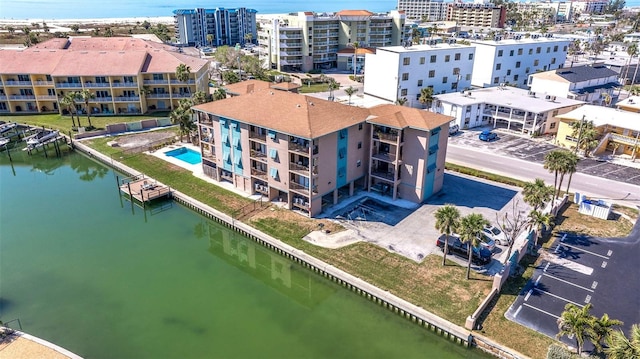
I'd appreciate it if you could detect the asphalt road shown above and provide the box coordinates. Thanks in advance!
[446,142,640,208]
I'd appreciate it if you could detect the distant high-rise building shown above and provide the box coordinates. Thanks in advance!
[397,0,447,21]
[173,8,257,47]
[446,3,506,29]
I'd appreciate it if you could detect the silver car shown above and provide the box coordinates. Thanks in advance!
[483,225,509,246]
[479,233,496,251]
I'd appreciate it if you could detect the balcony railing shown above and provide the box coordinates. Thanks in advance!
[289,162,310,174]
[250,149,268,160]
[93,97,113,102]
[289,182,310,193]
[202,151,216,161]
[112,82,138,88]
[4,80,32,86]
[143,79,169,85]
[36,95,57,100]
[170,79,196,84]
[610,132,639,146]
[372,151,398,163]
[371,170,397,182]
[250,168,268,179]
[288,142,310,155]
[147,93,171,99]
[0,95,6,100]
[113,96,140,102]
[33,80,54,86]
[56,83,83,88]
[8,95,36,100]
[84,82,110,88]
[172,93,191,98]
[373,131,399,143]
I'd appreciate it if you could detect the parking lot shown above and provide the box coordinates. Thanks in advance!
[505,225,640,350]
[448,128,640,186]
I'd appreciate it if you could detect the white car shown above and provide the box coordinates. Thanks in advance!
[483,225,509,246]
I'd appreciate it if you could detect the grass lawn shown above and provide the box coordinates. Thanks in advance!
[298,83,333,94]
[0,113,170,134]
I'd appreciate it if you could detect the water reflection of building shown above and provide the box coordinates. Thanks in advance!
[203,221,335,307]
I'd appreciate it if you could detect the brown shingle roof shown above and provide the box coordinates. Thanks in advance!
[270,82,301,91]
[336,47,376,55]
[367,105,453,131]
[194,90,371,138]
[50,51,147,76]
[223,80,272,95]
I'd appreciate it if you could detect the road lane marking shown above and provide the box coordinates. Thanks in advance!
[545,254,594,275]
[559,242,610,259]
[543,273,594,292]
[534,288,585,307]
[523,303,560,319]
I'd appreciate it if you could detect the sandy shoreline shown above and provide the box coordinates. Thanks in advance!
[0,16,174,26]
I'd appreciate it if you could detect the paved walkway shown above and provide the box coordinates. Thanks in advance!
[0,331,82,359]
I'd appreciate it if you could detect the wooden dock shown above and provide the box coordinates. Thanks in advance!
[119,176,172,203]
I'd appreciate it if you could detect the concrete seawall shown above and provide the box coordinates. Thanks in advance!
[72,141,530,359]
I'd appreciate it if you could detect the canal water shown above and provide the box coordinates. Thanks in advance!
[0,150,490,359]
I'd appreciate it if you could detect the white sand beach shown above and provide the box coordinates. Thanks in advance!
[0,16,173,31]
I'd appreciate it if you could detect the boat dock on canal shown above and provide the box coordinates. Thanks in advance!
[118,175,172,204]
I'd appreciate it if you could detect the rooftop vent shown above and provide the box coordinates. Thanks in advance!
[528,91,536,97]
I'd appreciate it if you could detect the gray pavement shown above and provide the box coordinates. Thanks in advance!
[505,222,640,353]
[311,171,529,273]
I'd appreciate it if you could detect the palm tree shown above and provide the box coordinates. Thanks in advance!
[434,205,461,266]
[544,150,565,197]
[458,213,488,279]
[570,119,599,157]
[191,90,208,106]
[206,34,214,46]
[557,303,594,355]
[344,86,357,105]
[396,97,408,106]
[77,89,95,128]
[605,324,640,359]
[328,79,340,101]
[170,100,195,142]
[522,178,553,212]
[59,92,78,128]
[175,64,191,84]
[625,43,638,83]
[244,33,253,45]
[588,313,623,353]
[528,210,553,247]
[418,87,434,110]
[562,151,579,198]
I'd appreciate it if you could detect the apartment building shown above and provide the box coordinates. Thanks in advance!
[616,96,640,113]
[572,0,608,15]
[528,64,619,104]
[173,7,257,47]
[0,37,209,115]
[470,35,570,88]
[257,10,406,73]
[397,0,447,21]
[445,3,506,29]
[363,42,475,107]
[192,82,452,217]
[556,105,640,157]
[433,86,584,135]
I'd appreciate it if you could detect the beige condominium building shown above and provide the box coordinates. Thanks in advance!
[257,10,406,73]
[193,81,452,217]
[445,3,506,29]
[0,37,209,116]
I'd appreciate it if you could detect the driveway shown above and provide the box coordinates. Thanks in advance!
[448,128,640,186]
[505,222,640,351]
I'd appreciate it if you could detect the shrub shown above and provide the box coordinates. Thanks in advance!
[547,344,574,359]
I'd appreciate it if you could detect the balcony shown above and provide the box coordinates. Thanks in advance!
[172,93,191,98]
[143,79,169,85]
[254,182,269,195]
[372,151,399,163]
[8,95,36,100]
[93,97,113,103]
[373,131,399,143]
[371,170,397,182]
[33,80,54,86]
[147,93,171,99]
[170,79,196,85]
[250,149,268,161]
[36,95,57,101]
[4,80,32,86]
[249,131,266,142]
[289,182,310,194]
[202,151,217,161]
[0,95,6,100]
[84,82,110,88]
[292,197,310,210]
[288,142,310,155]
[112,82,138,88]
[56,83,82,88]
[250,168,268,180]
[289,162,310,176]
[113,96,140,102]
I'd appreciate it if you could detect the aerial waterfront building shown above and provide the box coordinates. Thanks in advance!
[363,42,475,107]
[433,86,584,134]
[192,81,452,217]
[0,37,208,115]
[469,35,570,88]
[173,7,257,47]
[445,3,506,29]
[257,10,407,72]
[528,64,619,104]
[397,0,447,21]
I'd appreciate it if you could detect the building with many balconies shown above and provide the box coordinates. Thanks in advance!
[0,37,209,116]
[363,42,476,107]
[257,10,407,73]
[445,3,506,28]
[173,7,257,47]
[433,85,584,135]
[193,81,453,217]
[397,0,447,21]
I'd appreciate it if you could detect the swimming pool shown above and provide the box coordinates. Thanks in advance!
[164,147,202,165]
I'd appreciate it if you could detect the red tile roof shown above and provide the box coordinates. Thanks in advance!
[0,50,65,74]
[368,105,453,131]
[336,10,374,16]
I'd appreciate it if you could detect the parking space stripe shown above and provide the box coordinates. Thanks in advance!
[542,273,594,293]
[523,303,560,319]
[559,243,610,260]
[545,254,594,275]
[534,288,585,307]
[513,305,523,318]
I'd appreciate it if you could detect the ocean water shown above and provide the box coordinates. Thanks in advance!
[0,0,398,20]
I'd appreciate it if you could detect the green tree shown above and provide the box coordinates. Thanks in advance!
[191,90,208,105]
[104,27,113,37]
[418,87,434,109]
[70,24,80,34]
[349,41,360,77]
[544,150,566,198]
[328,79,340,101]
[528,210,553,247]
[434,205,461,266]
[212,87,227,101]
[141,20,151,30]
[222,70,240,84]
[175,63,191,84]
[170,99,195,142]
[588,313,623,353]
[344,86,357,105]
[7,26,15,35]
[556,303,594,355]
[522,178,553,212]
[59,92,78,128]
[605,324,640,359]
[561,151,579,197]
[244,32,253,45]
[77,89,95,128]
[570,119,599,157]
[206,34,214,46]
[458,213,488,279]
[396,97,408,106]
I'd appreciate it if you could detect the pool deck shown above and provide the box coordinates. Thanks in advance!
[0,330,82,359]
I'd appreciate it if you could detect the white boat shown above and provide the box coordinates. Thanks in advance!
[0,137,9,146]
[26,130,59,146]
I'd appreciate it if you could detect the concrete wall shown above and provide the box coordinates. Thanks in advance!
[267,131,289,193]
[363,50,400,103]
[399,128,428,202]
[316,133,338,197]
[346,123,370,183]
